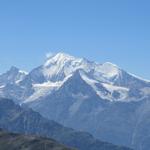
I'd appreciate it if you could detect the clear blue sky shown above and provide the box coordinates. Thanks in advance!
[0,0,150,79]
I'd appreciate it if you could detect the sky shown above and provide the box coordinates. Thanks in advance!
[0,0,150,79]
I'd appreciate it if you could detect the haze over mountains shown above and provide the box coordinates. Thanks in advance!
[0,97,131,150]
[0,52,150,150]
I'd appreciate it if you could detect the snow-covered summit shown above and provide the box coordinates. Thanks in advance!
[17,52,148,102]
[44,52,77,67]
[0,52,150,103]
[0,66,27,86]
[41,52,122,84]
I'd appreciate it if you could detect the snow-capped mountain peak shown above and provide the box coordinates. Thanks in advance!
[5,66,28,76]
[42,53,90,81]
[0,66,27,86]
[0,52,150,103]
[44,52,77,67]
[41,52,122,84]
[9,66,19,72]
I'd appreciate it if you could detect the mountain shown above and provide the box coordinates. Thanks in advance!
[24,70,147,148]
[130,99,150,149]
[1,52,150,102]
[0,66,27,86]
[0,66,28,102]
[0,97,131,150]
[0,129,75,150]
[0,52,150,149]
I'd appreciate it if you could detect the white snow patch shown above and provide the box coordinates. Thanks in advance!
[81,73,112,101]
[95,62,120,78]
[102,83,129,92]
[102,83,129,101]
[81,73,129,101]
[0,85,5,88]
[24,81,62,103]
[19,70,28,75]
[33,81,62,88]
[24,74,73,103]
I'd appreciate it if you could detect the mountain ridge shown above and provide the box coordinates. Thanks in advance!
[0,128,75,150]
[0,97,132,150]
[0,52,150,103]
[0,52,150,149]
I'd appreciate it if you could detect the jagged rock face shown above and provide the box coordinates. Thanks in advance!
[0,53,150,150]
